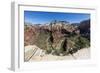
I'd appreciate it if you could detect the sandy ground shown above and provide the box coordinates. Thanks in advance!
[24,45,90,62]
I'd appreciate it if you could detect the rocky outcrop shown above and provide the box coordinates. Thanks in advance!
[24,19,90,57]
[24,45,45,62]
[79,19,90,40]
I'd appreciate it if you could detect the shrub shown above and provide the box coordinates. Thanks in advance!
[74,36,90,49]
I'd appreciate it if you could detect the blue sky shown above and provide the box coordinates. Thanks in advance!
[24,11,90,24]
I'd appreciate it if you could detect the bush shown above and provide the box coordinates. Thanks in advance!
[46,48,52,54]
[74,36,90,49]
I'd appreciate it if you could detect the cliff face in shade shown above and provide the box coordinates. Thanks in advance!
[78,19,90,40]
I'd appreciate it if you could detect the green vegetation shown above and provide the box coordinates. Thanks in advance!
[74,36,90,49]
[35,31,50,50]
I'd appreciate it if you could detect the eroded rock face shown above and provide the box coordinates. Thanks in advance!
[24,21,79,47]
[24,20,90,59]
[79,19,90,40]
